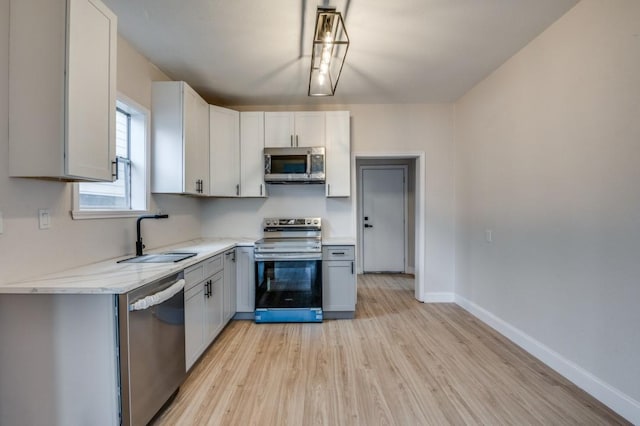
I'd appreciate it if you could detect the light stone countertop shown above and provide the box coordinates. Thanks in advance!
[322,238,356,246]
[0,238,256,295]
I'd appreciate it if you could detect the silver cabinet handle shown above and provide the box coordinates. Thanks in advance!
[295,135,299,147]
[111,158,119,181]
[290,135,293,147]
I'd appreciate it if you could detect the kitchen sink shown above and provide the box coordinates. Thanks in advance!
[118,252,198,264]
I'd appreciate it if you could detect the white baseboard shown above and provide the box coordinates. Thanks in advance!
[455,295,640,425]
[423,292,455,303]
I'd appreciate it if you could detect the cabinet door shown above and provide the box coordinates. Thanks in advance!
[183,84,210,195]
[240,112,266,197]
[236,247,255,313]
[185,284,205,370]
[66,0,117,180]
[325,111,351,197]
[9,0,117,181]
[323,260,356,312]
[223,250,237,322]
[264,112,295,147]
[210,106,240,196]
[204,272,224,344]
[294,112,325,147]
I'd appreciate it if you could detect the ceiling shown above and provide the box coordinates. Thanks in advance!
[102,0,579,106]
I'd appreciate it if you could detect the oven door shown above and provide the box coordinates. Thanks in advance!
[255,257,322,309]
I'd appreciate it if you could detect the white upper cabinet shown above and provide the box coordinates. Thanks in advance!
[9,0,117,181]
[240,112,267,197]
[294,112,326,147]
[325,111,351,197]
[210,105,240,197]
[264,112,325,148]
[152,81,210,196]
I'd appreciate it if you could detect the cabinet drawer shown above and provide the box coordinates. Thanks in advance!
[205,254,224,276]
[184,263,205,291]
[323,246,355,261]
[185,281,204,300]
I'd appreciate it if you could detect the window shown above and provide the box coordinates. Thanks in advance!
[72,95,150,219]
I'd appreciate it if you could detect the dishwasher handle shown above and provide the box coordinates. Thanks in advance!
[129,279,185,311]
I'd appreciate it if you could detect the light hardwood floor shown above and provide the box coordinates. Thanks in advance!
[154,274,628,425]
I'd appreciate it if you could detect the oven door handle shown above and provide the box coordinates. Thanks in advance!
[129,279,185,311]
[254,254,322,261]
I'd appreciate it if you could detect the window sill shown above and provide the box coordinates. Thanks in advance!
[71,210,149,220]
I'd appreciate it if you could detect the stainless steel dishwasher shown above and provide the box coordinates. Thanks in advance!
[118,272,186,426]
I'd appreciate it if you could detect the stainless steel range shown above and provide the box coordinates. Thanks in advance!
[254,217,323,322]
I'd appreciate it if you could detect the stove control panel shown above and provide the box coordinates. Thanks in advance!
[263,217,322,228]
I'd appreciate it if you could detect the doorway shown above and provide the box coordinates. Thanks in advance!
[360,166,408,273]
[353,153,425,302]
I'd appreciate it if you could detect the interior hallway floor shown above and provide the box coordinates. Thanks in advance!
[153,274,628,425]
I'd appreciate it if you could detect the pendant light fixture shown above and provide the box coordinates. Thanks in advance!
[308,7,349,96]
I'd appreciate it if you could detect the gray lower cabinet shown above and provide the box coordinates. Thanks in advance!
[322,245,356,318]
[235,247,255,318]
[223,249,237,322]
[184,254,224,371]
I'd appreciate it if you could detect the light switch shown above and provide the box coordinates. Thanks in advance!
[38,209,51,230]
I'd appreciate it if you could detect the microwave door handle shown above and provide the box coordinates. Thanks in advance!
[306,154,311,175]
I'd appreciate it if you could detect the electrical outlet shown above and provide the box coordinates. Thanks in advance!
[38,209,51,230]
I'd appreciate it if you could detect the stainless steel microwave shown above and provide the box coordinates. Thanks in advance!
[264,147,325,184]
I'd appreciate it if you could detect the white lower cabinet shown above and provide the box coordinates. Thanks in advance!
[322,245,356,317]
[184,254,224,370]
[223,249,237,322]
[204,271,224,344]
[235,247,255,315]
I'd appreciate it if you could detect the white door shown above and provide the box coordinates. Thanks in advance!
[361,167,407,273]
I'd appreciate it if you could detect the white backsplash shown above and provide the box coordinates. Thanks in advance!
[201,184,355,240]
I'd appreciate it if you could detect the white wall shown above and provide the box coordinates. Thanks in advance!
[455,0,640,421]
[0,2,202,284]
[202,104,456,295]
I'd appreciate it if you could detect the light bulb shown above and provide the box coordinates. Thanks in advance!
[320,62,329,74]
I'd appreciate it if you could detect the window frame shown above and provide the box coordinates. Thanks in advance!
[72,93,151,219]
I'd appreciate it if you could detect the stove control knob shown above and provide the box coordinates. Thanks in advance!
[313,219,319,225]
